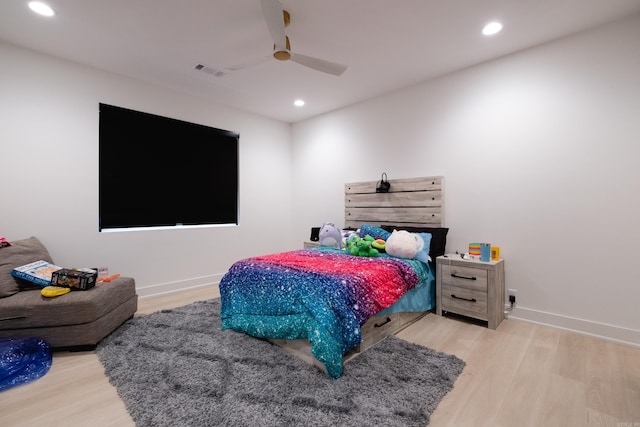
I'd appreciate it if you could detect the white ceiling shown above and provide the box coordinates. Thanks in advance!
[2,0,640,123]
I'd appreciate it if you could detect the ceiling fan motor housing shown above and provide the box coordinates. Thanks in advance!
[273,35,292,61]
[274,50,291,60]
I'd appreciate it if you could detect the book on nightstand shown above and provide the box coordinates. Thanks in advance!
[11,260,64,287]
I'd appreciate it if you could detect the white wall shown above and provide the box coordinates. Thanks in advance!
[2,14,638,346]
[291,14,640,345]
[0,42,295,296]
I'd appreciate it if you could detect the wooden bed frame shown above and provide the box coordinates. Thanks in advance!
[271,175,444,370]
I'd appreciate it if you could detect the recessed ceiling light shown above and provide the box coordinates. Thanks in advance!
[28,1,55,17]
[482,21,502,36]
[294,100,305,107]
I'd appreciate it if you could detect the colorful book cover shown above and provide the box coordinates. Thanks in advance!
[11,260,64,287]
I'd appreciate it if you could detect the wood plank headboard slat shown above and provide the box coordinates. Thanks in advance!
[345,176,442,194]
[345,191,442,208]
[344,176,444,229]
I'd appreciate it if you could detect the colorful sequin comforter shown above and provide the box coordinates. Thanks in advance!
[219,247,430,378]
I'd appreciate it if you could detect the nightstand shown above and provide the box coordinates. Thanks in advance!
[436,255,505,329]
[303,241,320,249]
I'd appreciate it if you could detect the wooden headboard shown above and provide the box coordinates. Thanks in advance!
[344,176,443,229]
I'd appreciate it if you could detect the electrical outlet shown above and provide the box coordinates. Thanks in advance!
[508,288,517,305]
[508,288,517,297]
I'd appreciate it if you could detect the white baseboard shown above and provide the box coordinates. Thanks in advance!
[508,306,639,348]
[136,274,223,298]
[137,283,639,348]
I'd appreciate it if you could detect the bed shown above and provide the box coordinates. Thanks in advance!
[220,176,447,378]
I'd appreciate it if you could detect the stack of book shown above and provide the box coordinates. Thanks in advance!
[12,261,98,290]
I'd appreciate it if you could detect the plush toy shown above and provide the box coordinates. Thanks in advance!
[371,238,386,253]
[345,234,361,252]
[346,234,379,257]
[319,222,344,249]
[385,229,424,259]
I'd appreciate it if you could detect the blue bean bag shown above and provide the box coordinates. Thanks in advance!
[0,337,52,392]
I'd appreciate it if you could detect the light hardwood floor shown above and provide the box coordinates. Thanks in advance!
[1,285,638,427]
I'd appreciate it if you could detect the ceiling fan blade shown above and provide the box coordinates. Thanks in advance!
[225,55,272,71]
[290,53,347,76]
[261,0,287,52]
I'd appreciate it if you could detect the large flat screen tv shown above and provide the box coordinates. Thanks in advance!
[99,103,239,232]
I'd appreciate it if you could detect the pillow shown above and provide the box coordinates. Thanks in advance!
[358,224,391,240]
[0,236,55,298]
[381,225,449,261]
[414,232,432,264]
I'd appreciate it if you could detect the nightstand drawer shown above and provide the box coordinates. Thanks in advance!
[441,284,488,320]
[441,265,488,292]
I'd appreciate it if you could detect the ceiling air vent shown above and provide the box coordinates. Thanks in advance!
[194,64,227,77]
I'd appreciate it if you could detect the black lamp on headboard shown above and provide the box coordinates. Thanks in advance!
[376,172,391,193]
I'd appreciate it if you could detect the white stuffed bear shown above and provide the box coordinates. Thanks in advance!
[385,229,424,259]
[319,222,344,249]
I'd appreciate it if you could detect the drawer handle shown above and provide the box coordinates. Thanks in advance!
[451,294,477,303]
[451,273,477,281]
[374,317,391,328]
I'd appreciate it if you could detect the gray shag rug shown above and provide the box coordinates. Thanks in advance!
[97,299,465,427]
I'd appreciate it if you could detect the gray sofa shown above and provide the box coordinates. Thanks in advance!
[0,236,138,349]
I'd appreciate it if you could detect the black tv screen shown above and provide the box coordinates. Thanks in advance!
[99,103,239,231]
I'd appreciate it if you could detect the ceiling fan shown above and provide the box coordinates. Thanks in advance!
[224,0,347,76]
[260,0,347,76]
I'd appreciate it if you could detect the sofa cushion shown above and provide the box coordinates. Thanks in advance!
[0,237,55,298]
[0,277,136,330]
